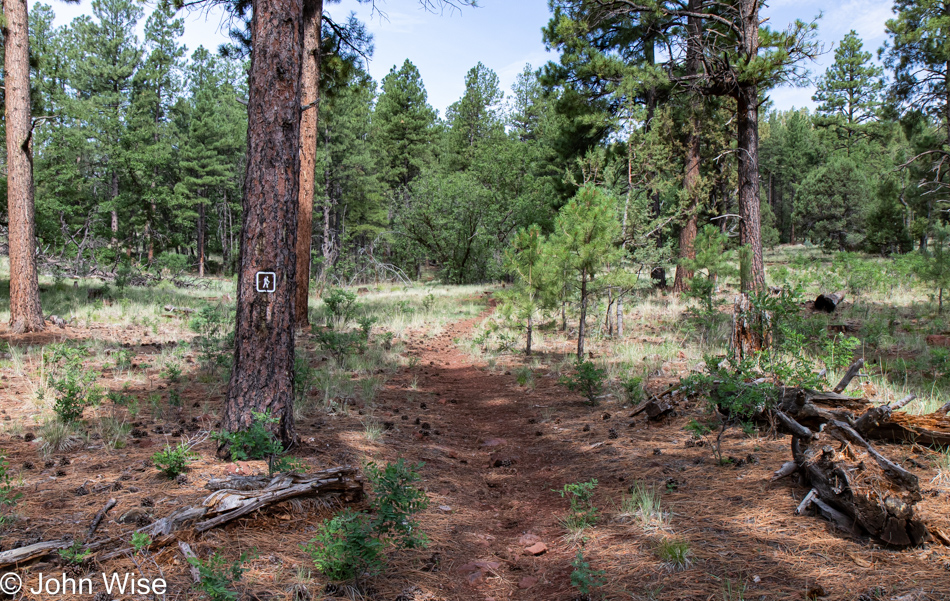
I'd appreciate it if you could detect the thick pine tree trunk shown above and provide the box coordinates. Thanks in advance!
[672,7,702,294]
[294,0,323,327]
[525,314,532,356]
[223,0,304,450]
[4,0,45,334]
[736,0,765,291]
[736,84,765,291]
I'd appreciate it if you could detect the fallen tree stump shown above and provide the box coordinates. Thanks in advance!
[814,291,846,313]
[789,417,930,546]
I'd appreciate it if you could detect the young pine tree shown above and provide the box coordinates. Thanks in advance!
[504,225,555,355]
[548,185,622,358]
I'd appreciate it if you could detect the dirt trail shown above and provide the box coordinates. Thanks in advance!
[373,309,587,600]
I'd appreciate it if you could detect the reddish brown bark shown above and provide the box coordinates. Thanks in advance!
[197,202,206,277]
[672,4,702,294]
[736,0,765,291]
[4,0,45,333]
[223,0,304,449]
[294,0,323,327]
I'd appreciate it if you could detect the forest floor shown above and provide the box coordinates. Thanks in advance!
[1,271,950,600]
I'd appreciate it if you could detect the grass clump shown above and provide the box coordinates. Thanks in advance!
[619,481,665,529]
[0,452,22,525]
[655,538,692,571]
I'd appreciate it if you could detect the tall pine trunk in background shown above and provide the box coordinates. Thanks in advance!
[294,0,323,327]
[672,5,702,293]
[222,0,304,450]
[197,201,206,277]
[4,0,46,333]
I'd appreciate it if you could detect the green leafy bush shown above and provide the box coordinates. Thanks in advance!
[365,459,429,549]
[559,360,606,405]
[58,540,92,564]
[558,479,598,530]
[0,452,22,525]
[152,442,198,478]
[301,509,384,583]
[212,411,292,475]
[323,288,359,326]
[621,375,644,403]
[131,532,152,553]
[570,549,605,596]
[43,358,103,424]
[187,549,255,601]
[188,304,234,373]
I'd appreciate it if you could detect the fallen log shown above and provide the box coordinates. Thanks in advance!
[163,304,196,314]
[814,291,846,313]
[833,358,865,393]
[0,540,71,570]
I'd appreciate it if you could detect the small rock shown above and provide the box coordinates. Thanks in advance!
[523,542,547,556]
[518,533,541,545]
[518,576,538,589]
[653,448,662,455]
[438,505,452,513]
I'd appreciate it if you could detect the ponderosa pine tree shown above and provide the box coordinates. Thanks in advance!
[3,0,53,332]
[375,60,437,191]
[813,31,884,155]
[222,0,304,450]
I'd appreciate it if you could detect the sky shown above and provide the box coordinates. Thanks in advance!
[44,0,899,117]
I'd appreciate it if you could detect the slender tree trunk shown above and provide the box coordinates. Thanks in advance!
[294,0,323,327]
[525,314,532,356]
[3,0,45,333]
[197,202,206,277]
[223,0,304,450]
[577,274,588,359]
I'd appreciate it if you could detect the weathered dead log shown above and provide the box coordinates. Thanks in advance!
[643,398,675,420]
[205,475,272,491]
[163,304,196,314]
[772,461,799,481]
[0,540,71,569]
[179,542,201,583]
[814,291,846,313]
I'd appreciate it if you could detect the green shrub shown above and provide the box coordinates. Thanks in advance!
[302,509,384,583]
[323,288,359,326]
[43,361,103,424]
[558,479,598,530]
[316,329,365,365]
[152,442,198,478]
[560,360,606,405]
[212,411,291,475]
[0,452,22,525]
[570,549,605,596]
[187,549,255,601]
[365,459,429,549]
[131,532,152,553]
[621,375,644,403]
[188,304,234,373]
[58,540,92,564]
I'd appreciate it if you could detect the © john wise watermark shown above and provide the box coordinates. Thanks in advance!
[1,571,166,596]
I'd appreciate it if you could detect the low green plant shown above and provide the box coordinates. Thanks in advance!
[0,452,22,524]
[621,375,644,403]
[316,329,365,365]
[570,549,606,596]
[188,304,234,374]
[301,509,384,584]
[558,479,598,530]
[620,481,664,528]
[162,363,183,382]
[131,532,152,553]
[365,459,429,549]
[685,419,711,438]
[515,365,534,387]
[42,360,103,424]
[323,288,359,326]
[560,360,606,405]
[152,442,198,478]
[110,348,135,371]
[187,549,255,601]
[169,389,183,408]
[721,578,747,601]
[58,540,92,564]
[656,538,692,570]
[422,293,436,313]
[212,411,289,476]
